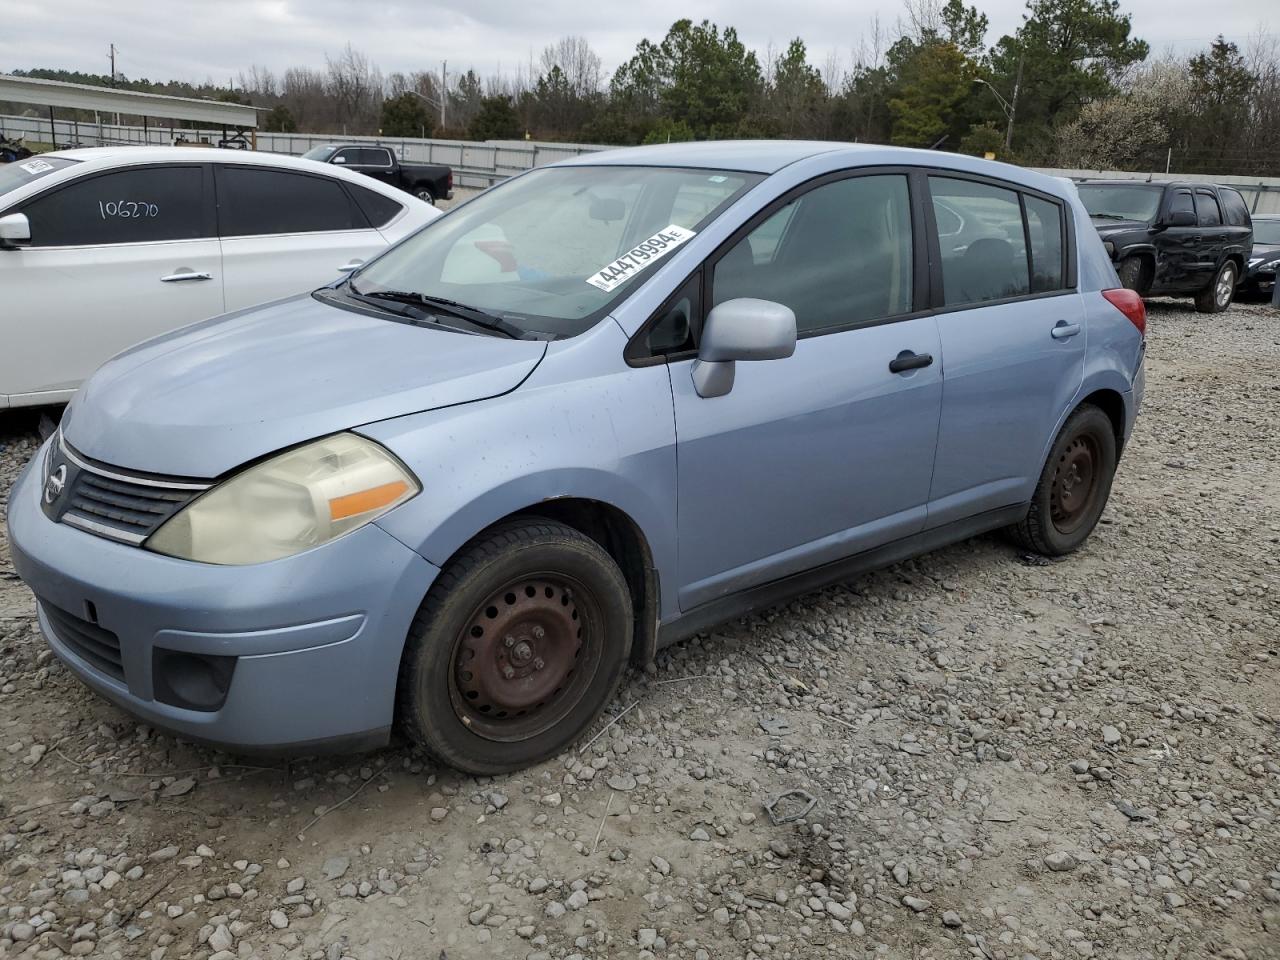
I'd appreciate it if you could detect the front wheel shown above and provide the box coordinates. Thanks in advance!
[397,519,632,775]
[1008,405,1117,556]
[1195,261,1236,313]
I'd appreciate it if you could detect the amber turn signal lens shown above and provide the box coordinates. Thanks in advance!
[328,480,410,521]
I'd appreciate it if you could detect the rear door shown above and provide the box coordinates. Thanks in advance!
[1194,189,1228,278]
[924,175,1085,526]
[214,164,390,312]
[1,163,222,400]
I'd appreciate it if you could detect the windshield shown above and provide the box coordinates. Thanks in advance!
[302,145,338,162]
[1253,220,1280,245]
[0,155,78,201]
[1078,184,1163,222]
[350,165,761,338]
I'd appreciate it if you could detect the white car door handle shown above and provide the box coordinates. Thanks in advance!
[161,270,213,283]
[337,260,364,272]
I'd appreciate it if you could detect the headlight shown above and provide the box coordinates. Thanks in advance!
[147,433,419,565]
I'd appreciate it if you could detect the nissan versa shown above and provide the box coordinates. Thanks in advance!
[7,141,1146,775]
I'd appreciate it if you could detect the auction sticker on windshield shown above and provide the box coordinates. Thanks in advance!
[586,225,696,293]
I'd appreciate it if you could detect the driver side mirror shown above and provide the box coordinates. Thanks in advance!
[1160,209,1196,229]
[692,298,797,398]
[0,212,30,248]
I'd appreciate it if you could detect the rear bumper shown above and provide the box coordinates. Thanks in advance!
[7,447,439,752]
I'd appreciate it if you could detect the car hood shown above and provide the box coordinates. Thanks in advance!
[1250,242,1280,261]
[1090,218,1150,236]
[64,294,547,478]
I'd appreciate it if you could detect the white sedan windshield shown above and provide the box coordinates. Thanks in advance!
[351,165,759,338]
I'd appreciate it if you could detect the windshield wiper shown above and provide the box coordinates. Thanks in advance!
[1089,213,1129,220]
[347,282,528,339]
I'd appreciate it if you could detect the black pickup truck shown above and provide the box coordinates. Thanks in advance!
[1077,179,1253,313]
[302,143,453,205]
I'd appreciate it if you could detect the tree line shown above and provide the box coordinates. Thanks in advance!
[5,0,1279,175]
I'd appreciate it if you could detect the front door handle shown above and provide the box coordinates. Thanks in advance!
[337,260,364,272]
[888,351,934,374]
[1051,321,1082,340]
[160,270,213,283]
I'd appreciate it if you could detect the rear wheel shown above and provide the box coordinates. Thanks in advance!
[1008,405,1117,556]
[414,186,437,205]
[1195,261,1236,313]
[397,519,632,775]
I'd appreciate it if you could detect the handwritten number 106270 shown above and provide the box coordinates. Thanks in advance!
[98,200,159,220]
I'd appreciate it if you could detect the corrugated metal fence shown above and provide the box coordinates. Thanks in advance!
[3,112,1279,212]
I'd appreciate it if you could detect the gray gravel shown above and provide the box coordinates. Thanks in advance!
[1,299,1277,960]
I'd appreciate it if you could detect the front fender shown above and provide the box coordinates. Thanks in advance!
[359,324,680,621]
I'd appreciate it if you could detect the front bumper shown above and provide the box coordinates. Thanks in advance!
[6,448,439,752]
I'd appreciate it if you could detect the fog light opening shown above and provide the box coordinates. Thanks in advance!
[153,650,237,712]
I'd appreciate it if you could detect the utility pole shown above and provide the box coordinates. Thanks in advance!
[440,60,447,131]
[108,43,117,83]
[1005,54,1023,153]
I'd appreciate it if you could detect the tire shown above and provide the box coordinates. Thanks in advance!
[1194,260,1237,313]
[1115,256,1149,295]
[1008,405,1117,557]
[414,187,436,205]
[397,518,632,775]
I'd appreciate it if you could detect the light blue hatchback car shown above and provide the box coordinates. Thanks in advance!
[7,141,1146,773]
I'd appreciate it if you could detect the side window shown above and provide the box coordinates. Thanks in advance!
[1024,195,1065,293]
[1219,188,1250,227]
[21,166,206,247]
[347,182,404,228]
[360,148,393,166]
[1195,191,1222,227]
[711,174,913,334]
[331,149,358,165]
[217,167,363,236]
[929,177,1029,306]
[1168,191,1195,219]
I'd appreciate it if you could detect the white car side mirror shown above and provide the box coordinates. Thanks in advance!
[0,212,31,248]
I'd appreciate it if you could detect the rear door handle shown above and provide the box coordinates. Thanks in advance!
[888,351,934,374]
[1051,321,1082,340]
[160,270,213,283]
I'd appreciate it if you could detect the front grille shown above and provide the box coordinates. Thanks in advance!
[42,602,125,682]
[65,470,197,543]
[44,435,210,546]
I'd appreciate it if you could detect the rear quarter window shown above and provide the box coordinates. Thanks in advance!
[1219,188,1251,227]
[347,182,405,228]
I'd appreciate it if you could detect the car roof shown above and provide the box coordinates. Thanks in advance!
[31,146,419,201]
[553,139,1074,198]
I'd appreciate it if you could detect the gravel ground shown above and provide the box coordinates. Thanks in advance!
[0,299,1277,960]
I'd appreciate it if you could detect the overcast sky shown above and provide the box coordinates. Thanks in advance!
[1,0,1271,88]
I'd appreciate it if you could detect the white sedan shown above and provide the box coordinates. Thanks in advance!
[0,147,439,409]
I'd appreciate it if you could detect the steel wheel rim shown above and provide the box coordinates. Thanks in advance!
[1050,434,1100,534]
[448,573,601,742]
[1216,266,1234,307]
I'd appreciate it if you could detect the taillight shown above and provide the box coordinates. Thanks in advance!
[447,171,454,190]
[1102,288,1146,337]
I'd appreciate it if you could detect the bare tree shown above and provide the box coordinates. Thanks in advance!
[325,44,382,133]
[540,36,603,97]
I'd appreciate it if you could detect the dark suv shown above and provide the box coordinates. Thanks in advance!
[1077,180,1253,313]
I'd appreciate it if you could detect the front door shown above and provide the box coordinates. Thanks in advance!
[924,176,1086,525]
[1,164,223,401]
[671,172,943,611]
[1157,188,1210,292]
